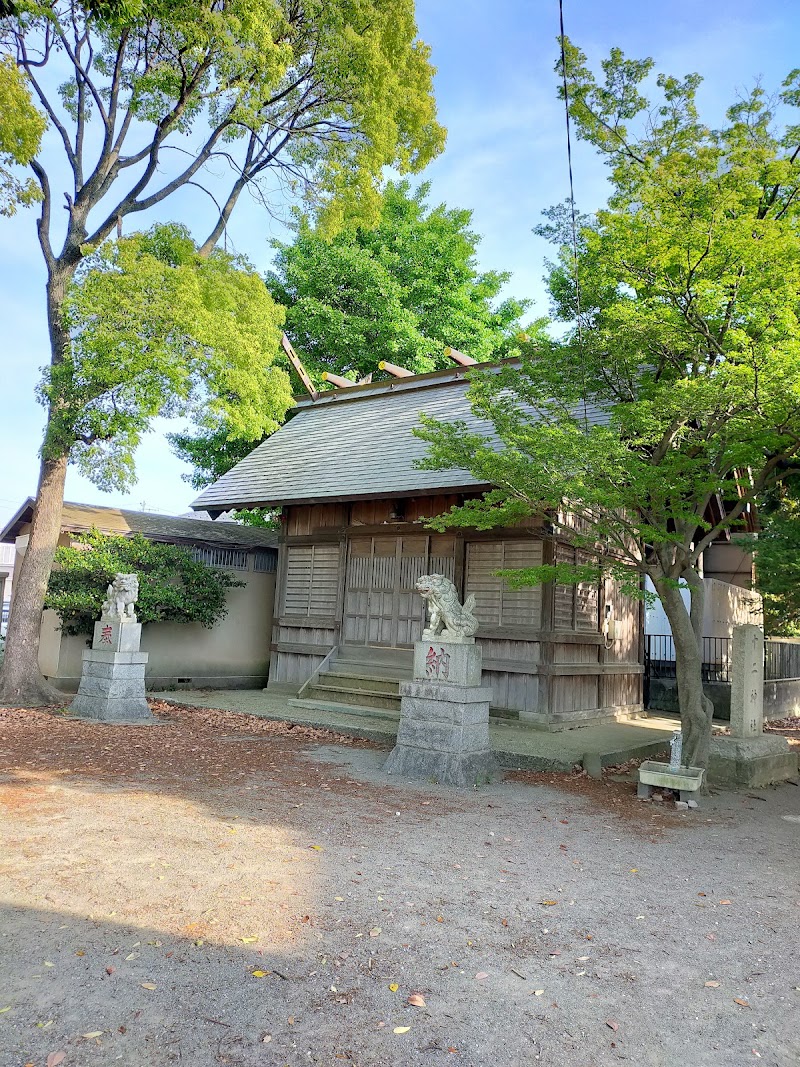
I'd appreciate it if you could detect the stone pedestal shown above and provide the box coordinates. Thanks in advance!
[384,638,498,787]
[708,624,796,787]
[70,620,153,723]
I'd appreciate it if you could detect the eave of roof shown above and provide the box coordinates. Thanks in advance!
[0,499,279,550]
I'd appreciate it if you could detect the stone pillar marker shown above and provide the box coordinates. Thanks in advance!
[70,573,153,723]
[729,623,764,739]
[384,574,498,787]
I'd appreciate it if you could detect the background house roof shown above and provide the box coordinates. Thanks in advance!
[0,500,279,551]
[191,361,607,512]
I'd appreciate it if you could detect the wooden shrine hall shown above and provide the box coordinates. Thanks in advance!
[192,356,643,731]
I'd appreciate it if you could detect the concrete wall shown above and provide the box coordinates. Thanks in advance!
[764,679,800,720]
[644,575,762,639]
[43,566,275,691]
[647,677,800,721]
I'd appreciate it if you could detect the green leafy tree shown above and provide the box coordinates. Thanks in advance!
[0,0,443,704]
[45,530,244,636]
[172,180,532,488]
[0,55,45,214]
[416,43,800,769]
[751,490,800,635]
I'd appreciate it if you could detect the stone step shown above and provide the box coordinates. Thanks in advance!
[305,682,401,711]
[321,670,403,693]
[287,697,400,723]
[337,645,414,670]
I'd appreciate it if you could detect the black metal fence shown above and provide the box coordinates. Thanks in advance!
[645,635,800,686]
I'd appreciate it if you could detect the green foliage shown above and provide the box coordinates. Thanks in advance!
[416,44,800,759]
[268,180,531,380]
[2,0,444,231]
[44,222,293,489]
[174,180,535,489]
[752,498,800,635]
[45,530,244,636]
[419,44,800,592]
[0,55,45,215]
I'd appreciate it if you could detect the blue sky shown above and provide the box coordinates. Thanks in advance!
[1,0,799,527]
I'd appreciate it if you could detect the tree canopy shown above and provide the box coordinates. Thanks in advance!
[50,221,294,490]
[1,0,444,703]
[172,179,532,488]
[45,530,244,636]
[416,42,800,767]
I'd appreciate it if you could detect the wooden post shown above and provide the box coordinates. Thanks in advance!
[281,333,318,399]
[322,371,357,389]
[378,360,413,378]
[445,346,478,366]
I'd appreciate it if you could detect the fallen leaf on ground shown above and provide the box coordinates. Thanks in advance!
[239,936,258,944]
[309,845,323,851]
[606,1020,619,1032]
[720,900,733,906]
[0,1007,10,1014]
[734,998,751,1008]
[47,1053,66,1067]
[251,971,270,978]
[393,1026,411,1034]
[369,927,382,937]
[705,981,720,988]
[105,966,115,976]
[82,1031,104,1039]
[408,994,426,1007]
[533,989,544,996]
[539,900,558,906]
[140,983,157,991]
[475,972,488,980]
[389,984,399,992]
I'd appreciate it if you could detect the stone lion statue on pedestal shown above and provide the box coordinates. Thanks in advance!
[416,574,479,639]
[101,573,139,622]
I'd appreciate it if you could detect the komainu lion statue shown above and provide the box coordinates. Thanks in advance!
[416,574,479,639]
[101,572,139,622]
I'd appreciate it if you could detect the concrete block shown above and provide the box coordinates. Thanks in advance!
[413,639,482,687]
[70,692,152,722]
[92,620,142,652]
[384,744,497,787]
[707,734,798,788]
[82,649,149,666]
[730,624,764,739]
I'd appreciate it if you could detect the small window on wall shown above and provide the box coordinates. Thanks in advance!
[464,540,543,628]
[191,546,248,570]
[553,544,600,631]
[283,544,339,617]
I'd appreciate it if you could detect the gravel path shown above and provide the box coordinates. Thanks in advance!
[0,701,798,1067]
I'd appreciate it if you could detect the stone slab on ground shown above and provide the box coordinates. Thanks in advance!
[707,734,798,788]
[151,689,674,773]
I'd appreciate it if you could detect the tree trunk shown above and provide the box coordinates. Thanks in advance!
[0,264,74,707]
[0,454,69,705]
[657,579,714,768]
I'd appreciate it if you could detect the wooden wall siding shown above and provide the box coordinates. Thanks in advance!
[601,672,642,709]
[287,504,346,536]
[348,496,461,527]
[553,544,600,632]
[604,576,639,663]
[551,641,600,665]
[342,535,456,647]
[551,675,600,717]
[483,670,538,715]
[465,540,543,629]
[282,544,340,617]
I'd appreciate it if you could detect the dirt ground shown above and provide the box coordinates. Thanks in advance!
[0,700,799,1067]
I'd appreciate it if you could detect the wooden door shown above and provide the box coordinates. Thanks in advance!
[342,535,455,647]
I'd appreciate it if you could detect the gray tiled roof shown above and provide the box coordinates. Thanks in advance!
[191,370,491,510]
[191,363,608,511]
[1,499,279,550]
